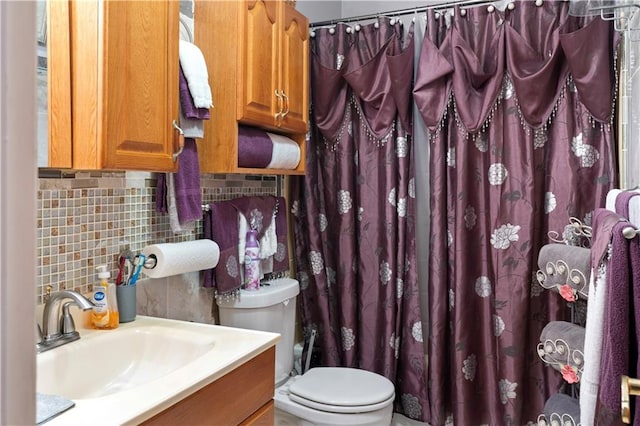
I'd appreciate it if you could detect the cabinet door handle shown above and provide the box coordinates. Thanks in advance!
[281,91,290,119]
[622,375,640,423]
[172,120,185,162]
[274,90,284,122]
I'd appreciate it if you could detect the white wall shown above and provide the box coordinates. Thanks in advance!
[0,1,37,424]
[296,0,342,23]
[298,1,464,23]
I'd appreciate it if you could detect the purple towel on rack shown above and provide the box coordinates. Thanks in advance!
[237,125,274,168]
[614,191,640,426]
[203,201,241,293]
[203,196,277,294]
[596,220,639,423]
[174,138,202,224]
[273,196,290,273]
[590,208,624,269]
[179,65,210,120]
[155,173,168,214]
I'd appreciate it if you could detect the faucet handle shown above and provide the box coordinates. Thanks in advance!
[36,323,43,344]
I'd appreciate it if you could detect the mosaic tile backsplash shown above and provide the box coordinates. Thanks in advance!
[36,171,279,304]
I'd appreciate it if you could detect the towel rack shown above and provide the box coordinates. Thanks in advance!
[622,375,640,423]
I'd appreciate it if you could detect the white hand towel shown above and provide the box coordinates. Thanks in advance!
[179,104,204,139]
[179,40,214,109]
[167,173,195,234]
[238,212,277,262]
[579,268,607,425]
[259,211,278,259]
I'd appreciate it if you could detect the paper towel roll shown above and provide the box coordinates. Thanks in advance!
[142,240,220,278]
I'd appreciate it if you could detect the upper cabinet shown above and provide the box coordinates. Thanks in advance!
[46,0,181,172]
[195,0,309,175]
[238,0,309,133]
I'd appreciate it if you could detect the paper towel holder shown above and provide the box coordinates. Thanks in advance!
[142,254,158,270]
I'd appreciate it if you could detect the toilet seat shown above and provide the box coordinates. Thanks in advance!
[287,367,395,414]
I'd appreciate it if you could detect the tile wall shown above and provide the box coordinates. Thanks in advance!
[36,171,280,313]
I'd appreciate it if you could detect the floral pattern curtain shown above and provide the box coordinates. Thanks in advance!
[413,2,618,424]
[291,22,429,420]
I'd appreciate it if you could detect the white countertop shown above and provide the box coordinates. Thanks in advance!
[41,316,279,425]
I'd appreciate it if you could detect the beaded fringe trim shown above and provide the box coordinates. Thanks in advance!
[429,60,619,144]
[321,95,396,151]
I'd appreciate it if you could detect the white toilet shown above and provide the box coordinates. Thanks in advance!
[216,278,395,426]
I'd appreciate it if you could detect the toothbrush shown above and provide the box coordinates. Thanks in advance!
[128,254,145,286]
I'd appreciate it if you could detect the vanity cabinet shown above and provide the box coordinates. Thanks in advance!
[47,0,181,172]
[141,346,276,425]
[194,0,308,175]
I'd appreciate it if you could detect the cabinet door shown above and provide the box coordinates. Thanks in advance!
[279,4,308,134]
[100,0,180,171]
[238,0,280,128]
[71,0,180,171]
[47,0,73,168]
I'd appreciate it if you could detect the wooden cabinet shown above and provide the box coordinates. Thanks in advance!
[47,0,181,172]
[141,346,276,426]
[195,0,308,175]
[238,0,309,133]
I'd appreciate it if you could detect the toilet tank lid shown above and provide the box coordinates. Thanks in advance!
[216,277,300,308]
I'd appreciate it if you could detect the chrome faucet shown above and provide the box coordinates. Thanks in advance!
[37,290,94,353]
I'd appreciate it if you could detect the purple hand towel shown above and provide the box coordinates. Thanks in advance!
[229,196,277,240]
[590,208,623,269]
[155,173,168,214]
[597,221,634,419]
[179,65,210,120]
[614,191,640,426]
[273,196,290,273]
[203,197,278,294]
[174,138,202,224]
[203,201,241,293]
[237,125,273,168]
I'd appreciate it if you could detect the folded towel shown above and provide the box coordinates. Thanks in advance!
[580,268,608,425]
[590,207,624,268]
[273,196,290,273]
[238,125,274,168]
[174,138,202,225]
[544,393,580,425]
[36,393,75,424]
[204,201,241,294]
[537,244,591,301]
[237,126,300,170]
[266,132,301,169]
[167,173,194,234]
[597,220,638,419]
[179,12,194,43]
[179,66,210,120]
[204,196,278,295]
[179,104,204,139]
[179,40,213,109]
[538,321,585,381]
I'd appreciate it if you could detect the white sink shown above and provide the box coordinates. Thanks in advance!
[37,315,279,425]
[37,324,216,399]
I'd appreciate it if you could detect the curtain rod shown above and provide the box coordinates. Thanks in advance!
[310,0,503,27]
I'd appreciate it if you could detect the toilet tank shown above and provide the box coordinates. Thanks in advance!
[216,278,300,386]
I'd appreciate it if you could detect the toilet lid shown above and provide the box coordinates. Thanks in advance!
[288,367,395,413]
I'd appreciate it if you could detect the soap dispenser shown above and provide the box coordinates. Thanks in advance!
[91,265,119,329]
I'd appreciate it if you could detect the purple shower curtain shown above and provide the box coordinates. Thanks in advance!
[291,22,429,420]
[413,2,618,424]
